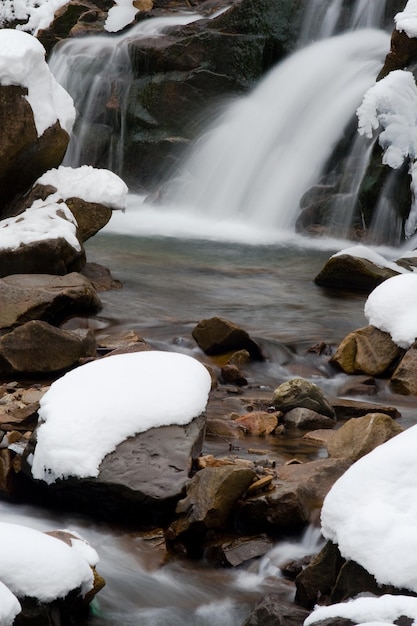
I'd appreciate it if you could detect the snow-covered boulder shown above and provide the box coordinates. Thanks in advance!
[21,351,212,524]
[0,522,103,625]
[0,29,75,214]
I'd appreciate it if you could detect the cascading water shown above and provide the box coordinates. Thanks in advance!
[49,0,397,244]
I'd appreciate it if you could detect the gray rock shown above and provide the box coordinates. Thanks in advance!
[0,320,96,375]
[283,407,336,430]
[243,594,310,626]
[272,378,335,419]
[391,343,417,395]
[0,273,101,330]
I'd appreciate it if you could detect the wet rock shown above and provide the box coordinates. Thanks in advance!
[0,320,96,375]
[167,465,256,552]
[0,273,101,330]
[391,343,417,395]
[206,417,246,439]
[330,325,403,376]
[377,27,417,81]
[336,374,377,397]
[272,378,336,419]
[81,262,122,291]
[205,535,273,568]
[221,363,248,386]
[0,85,69,213]
[236,458,351,534]
[314,253,400,292]
[243,594,310,626]
[282,407,336,430]
[329,397,401,420]
[192,316,264,359]
[21,414,207,526]
[326,413,404,462]
[234,411,280,435]
[0,204,86,277]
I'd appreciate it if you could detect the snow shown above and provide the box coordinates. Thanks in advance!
[364,273,417,348]
[406,161,417,237]
[395,0,417,38]
[37,165,129,210]
[0,522,97,602]
[332,244,406,274]
[320,423,417,594]
[357,70,417,169]
[305,594,417,625]
[31,351,212,484]
[0,29,75,136]
[0,0,69,34]
[0,202,81,253]
[105,0,140,33]
[0,582,21,626]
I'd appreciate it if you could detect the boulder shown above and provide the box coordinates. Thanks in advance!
[0,85,69,213]
[234,411,280,435]
[391,343,417,395]
[282,408,336,430]
[220,363,248,386]
[20,414,207,526]
[192,316,264,359]
[326,413,404,462]
[0,320,96,375]
[329,325,403,376]
[272,378,336,419]
[314,254,400,292]
[0,204,86,277]
[167,465,256,552]
[0,273,101,330]
[236,458,352,534]
[243,594,310,626]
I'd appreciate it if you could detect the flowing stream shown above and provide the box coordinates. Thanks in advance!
[24,0,417,623]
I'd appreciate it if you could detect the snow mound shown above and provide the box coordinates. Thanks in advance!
[31,351,212,484]
[305,594,417,625]
[395,0,417,38]
[0,29,75,136]
[321,423,417,593]
[364,273,417,348]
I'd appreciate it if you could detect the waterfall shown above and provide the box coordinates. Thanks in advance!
[48,13,204,175]
[50,0,395,243]
[170,29,389,233]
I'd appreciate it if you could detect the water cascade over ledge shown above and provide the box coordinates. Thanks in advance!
[48,0,398,244]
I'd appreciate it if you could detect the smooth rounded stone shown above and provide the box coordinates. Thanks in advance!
[272,378,336,419]
[168,465,256,544]
[314,253,400,292]
[206,417,246,439]
[236,458,352,534]
[282,407,336,430]
[242,594,310,626]
[234,411,280,435]
[391,344,417,395]
[0,273,101,330]
[326,413,404,462]
[330,325,403,376]
[0,320,96,375]
[192,316,264,360]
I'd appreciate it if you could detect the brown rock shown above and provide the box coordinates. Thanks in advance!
[236,458,352,534]
[234,411,279,435]
[169,465,256,544]
[330,397,401,420]
[192,317,263,359]
[81,262,122,291]
[327,413,403,462]
[65,197,113,242]
[330,325,403,376]
[0,273,101,330]
[391,343,417,395]
[0,320,96,375]
[377,28,417,80]
[314,253,400,292]
[243,594,310,626]
[220,364,248,386]
[206,535,273,568]
[0,85,69,213]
